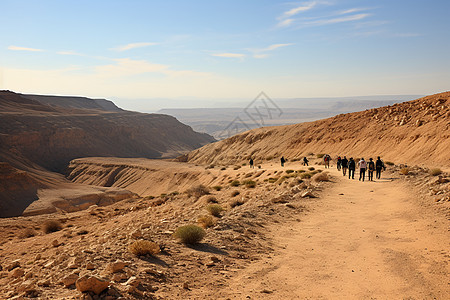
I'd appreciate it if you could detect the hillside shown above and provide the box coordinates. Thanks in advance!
[186,92,450,167]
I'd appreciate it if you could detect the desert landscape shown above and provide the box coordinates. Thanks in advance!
[0,91,448,299]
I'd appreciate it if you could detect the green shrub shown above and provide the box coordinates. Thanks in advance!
[430,168,442,176]
[231,190,240,197]
[43,220,62,234]
[197,215,216,229]
[174,225,205,244]
[212,185,222,191]
[207,204,225,217]
[230,180,240,187]
[128,240,160,256]
[243,180,256,188]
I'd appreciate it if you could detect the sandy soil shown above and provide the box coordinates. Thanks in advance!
[221,167,449,299]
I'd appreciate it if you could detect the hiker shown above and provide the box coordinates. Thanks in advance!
[341,156,348,176]
[323,154,330,168]
[249,158,254,169]
[337,156,342,171]
[280,156,286,167]
[358,158,367,181]
[376,156,385,179]
[367,158,375,181]
[303,156,309,166]
[348,157,356,179]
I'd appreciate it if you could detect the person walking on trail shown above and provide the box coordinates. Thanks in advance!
[280,156,286,167]
[359,158,367,181]
[303,156,309,166]
[367,158,375,181]
[348,157,356,179]
[341,156,348,176]
[337,156,342,171]
[249,158,254,169]
[324,154,331,168]
[376,156,385,179]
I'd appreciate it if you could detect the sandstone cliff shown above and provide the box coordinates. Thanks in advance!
[186,92,450,167]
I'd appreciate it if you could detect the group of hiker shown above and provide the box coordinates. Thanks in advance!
[249,155,386,182]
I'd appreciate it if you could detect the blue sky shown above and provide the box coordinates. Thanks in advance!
[0,0,449,110]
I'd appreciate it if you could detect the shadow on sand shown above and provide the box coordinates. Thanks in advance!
[188,243,229,256]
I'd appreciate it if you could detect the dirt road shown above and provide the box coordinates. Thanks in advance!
[224,168,449,299]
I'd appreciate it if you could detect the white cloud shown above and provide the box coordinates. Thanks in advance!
[211,53,246,59]
[254,54,268,59]
[276,18,294,28]
[57,50,83,56]
[8,46,43,52]
[337,8,370,15]
[112,42,158,52]
[248,43,293,58]
[283,1,318,17]
[303,13,371,26]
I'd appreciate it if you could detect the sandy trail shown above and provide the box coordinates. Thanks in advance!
[224,167,449,299]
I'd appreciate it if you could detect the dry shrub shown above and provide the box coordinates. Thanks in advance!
[400,168,410,175]
[308,167,315,171]
[212,185,222,191]
[285,169,294,174]
[207,204,224,217]
[174,225,205,245]
[20,228,36,239]
[43,220,62,234]
[316,154,325,158]
[220,167,227,170]
[229,198,245,208]
[233,166,241,170]
[230,180,240,187]
[231,190,240,197]
[385,161,395,166]
[268,177,278,183]
[312,172,329,182]
[243,180,256,188]
[300,172,312,179]
[197,215,216,228]
[204,195,218,203]
[430,168,442,176]
[186,184,210,198]
[128,240,160,256]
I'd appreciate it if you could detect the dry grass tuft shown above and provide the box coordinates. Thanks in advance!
[20,228,36,239]
[430,168,442,176]
[186,184,210,198]
[400,168,410,175]
[43,220,62,234]
[230,180,240,187]
[174,225,206,245]
[207,204,225,217]
[204,195,218,203]
[316,154,325,158]
[300,172,312,179]
[308,167,315,171]
[229,198,245,208]
[128,240,160,256]
[312,172,329,182]
[231,190,240,197]
[243,180,256,188]
[212,185,222,191]
[197,215,216,228]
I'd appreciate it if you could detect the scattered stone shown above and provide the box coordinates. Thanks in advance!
[130,230,142,239]
[9,267,25,278]
[61,273,79,287]
[106,261,127,273]
[301,191,317,198]
[86,262,95,270]
[183,281,189,290]
[124,276,140,287]
[52,239,60,247]
[75,275,110,295]
[112,273,128,282]
[7,259,21,271]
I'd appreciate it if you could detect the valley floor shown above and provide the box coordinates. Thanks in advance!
[217,168,449,299]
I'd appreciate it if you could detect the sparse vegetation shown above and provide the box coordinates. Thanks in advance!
[316,154,325,158]
[43,220,62,234]
[385,161,395,166]
[243,180,256,188]
[312,172,329,182]
[231,190,240,197]
[220,167,226,170]
[230,180,240,187]
[266,156,273,160]
[229,198,245,208]
[430,168,442,176]
[186,184,210,198]
[207,204,225,217]
[197,215,216,229]
[300,172,312,179]
[204,195,218,203]
[144,195,155,200]
[400,168,410,175]
[297,170,306,173]
[308,167,315,171]
[128,240,160,256]
[233,166,241,170]
[285,169,294,174]
[212,185,222,191]
[174,225,205,245]
[20,228,36,239]
[268,177,278,183]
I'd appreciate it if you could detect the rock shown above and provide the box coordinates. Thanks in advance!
[210,256,220,263]
[61,273,79,287]
[106,261,127,273]
[34,254,41,261]
[124,276,140,287]
[130,230,142,239]
[183,281,189,289]
[86,262,95,270]
[75,275,110,295]
[17,279,36,293]
[52,239,60,247]
[112,273,128,282]
[9,267,25,278]
[7,259,21,271]
[301,191,317,198]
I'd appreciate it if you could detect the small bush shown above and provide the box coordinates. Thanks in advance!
[207,204,225,217]
[312,172,329,182]
[230,180,240,187]
[308,167,315,171]
[20,228,36,239]
[43,220,62,234]
[233,166,241,170]
[385,161,395,166]
[400,168,410,175]
[231,190,240,197]
[229,198,245,208]
[169,191,179,196]
[220,167,226,171]
[197,215,216,229]
[300,172,312,179]
[186,185,210,198]
[174,225,205,245]
[243,180,256,188]
[430,168,442,176]
[285,169,294,174]
[266,156,273,160]
[128,240,160,256]
[268,177,278,183]
[144,195,155,200]
[205,196,218,203]
[212,185,222,191]
[207,165,215,169]
[316,154,325,158]
[297,170,306,173]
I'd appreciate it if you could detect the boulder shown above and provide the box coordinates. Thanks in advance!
[61,273,79,287]
[9,267,25,278]
[75,275,110,295]
[106,261,127,273]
